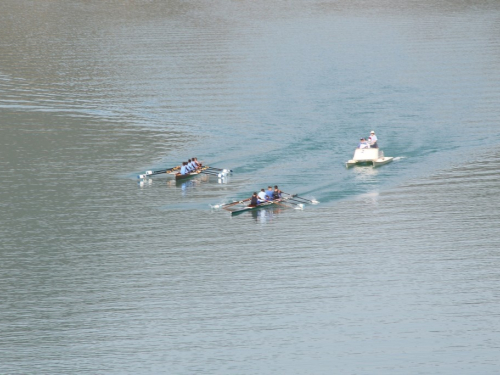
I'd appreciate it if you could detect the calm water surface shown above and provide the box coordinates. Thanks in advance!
[1,1,500,374]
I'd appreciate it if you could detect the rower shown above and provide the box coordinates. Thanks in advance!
[248,192,259,207]
[257,189,267,202]
[272,185,282,200]
[188,158,198,171]
[264,186,274,201]
[191,157,200,170]
[180,162,189,175]
[193,157,202,168]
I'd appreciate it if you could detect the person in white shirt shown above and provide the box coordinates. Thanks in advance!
[191,157,200,170]
[185,159,194,172]
[257,189,267,202]
[368,131,378,148]
[180,162,189,175]
[358,138,370,149]
[188,159,198,171]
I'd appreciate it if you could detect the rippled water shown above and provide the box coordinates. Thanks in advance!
[1,1,500,374]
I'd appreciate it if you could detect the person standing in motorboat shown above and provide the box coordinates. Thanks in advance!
[368,130,378,148]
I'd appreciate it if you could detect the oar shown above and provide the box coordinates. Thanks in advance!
[138,166,179,179]
[268,199,293,209]
[214,198,250,210]
[206,167,233,173]
[289,196,319,204]
[282,192,319,204]
[280,199,304,208]
[199,170,226,177]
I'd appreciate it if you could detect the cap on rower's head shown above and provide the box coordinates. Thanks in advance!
[370,130,375,134]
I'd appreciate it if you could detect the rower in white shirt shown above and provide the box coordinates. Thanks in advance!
[188,158,198,171]
[186,159,195,172]
[180,162,189,175]
[257,189,267,203]
[192,157,201,168]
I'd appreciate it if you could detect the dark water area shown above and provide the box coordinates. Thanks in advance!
[1,1,500,374]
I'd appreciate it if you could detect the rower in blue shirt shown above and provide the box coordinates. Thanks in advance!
[264,186,274,201]
[180,162,189,175]
[193,157,201,168]
[189,159,198,171]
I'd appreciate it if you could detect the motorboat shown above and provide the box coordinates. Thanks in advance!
[346,148,393,168]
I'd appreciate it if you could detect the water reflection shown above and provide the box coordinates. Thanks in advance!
[246,206,286,223]
[138,178,153,188]
[351,165,380,181]
[161,174,229,196]
[356,191,380,207]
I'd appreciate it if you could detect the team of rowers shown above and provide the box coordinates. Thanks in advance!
[248,186,283,207]
[179,158,202,175]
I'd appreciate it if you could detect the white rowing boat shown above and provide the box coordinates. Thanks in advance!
[346,148,393,168]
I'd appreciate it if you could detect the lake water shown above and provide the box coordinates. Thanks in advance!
[1,1,500,374]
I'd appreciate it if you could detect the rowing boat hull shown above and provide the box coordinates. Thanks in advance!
[174,171,201,180]
[346,148,393,168]
[172,166,209,180]
[230,200,282,216]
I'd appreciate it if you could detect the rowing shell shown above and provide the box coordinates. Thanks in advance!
[170,166,209,181]
[225,197,295,216]
[138,165,231,180]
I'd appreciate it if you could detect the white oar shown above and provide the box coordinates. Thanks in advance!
[212,198,250,209]
[207,167,233,173]
[281,199,304,209]
[138,166,179,179]
[282,192,319,204]
[199,170,227,178]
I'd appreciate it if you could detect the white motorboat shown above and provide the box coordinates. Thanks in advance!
[346,148,393,168]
